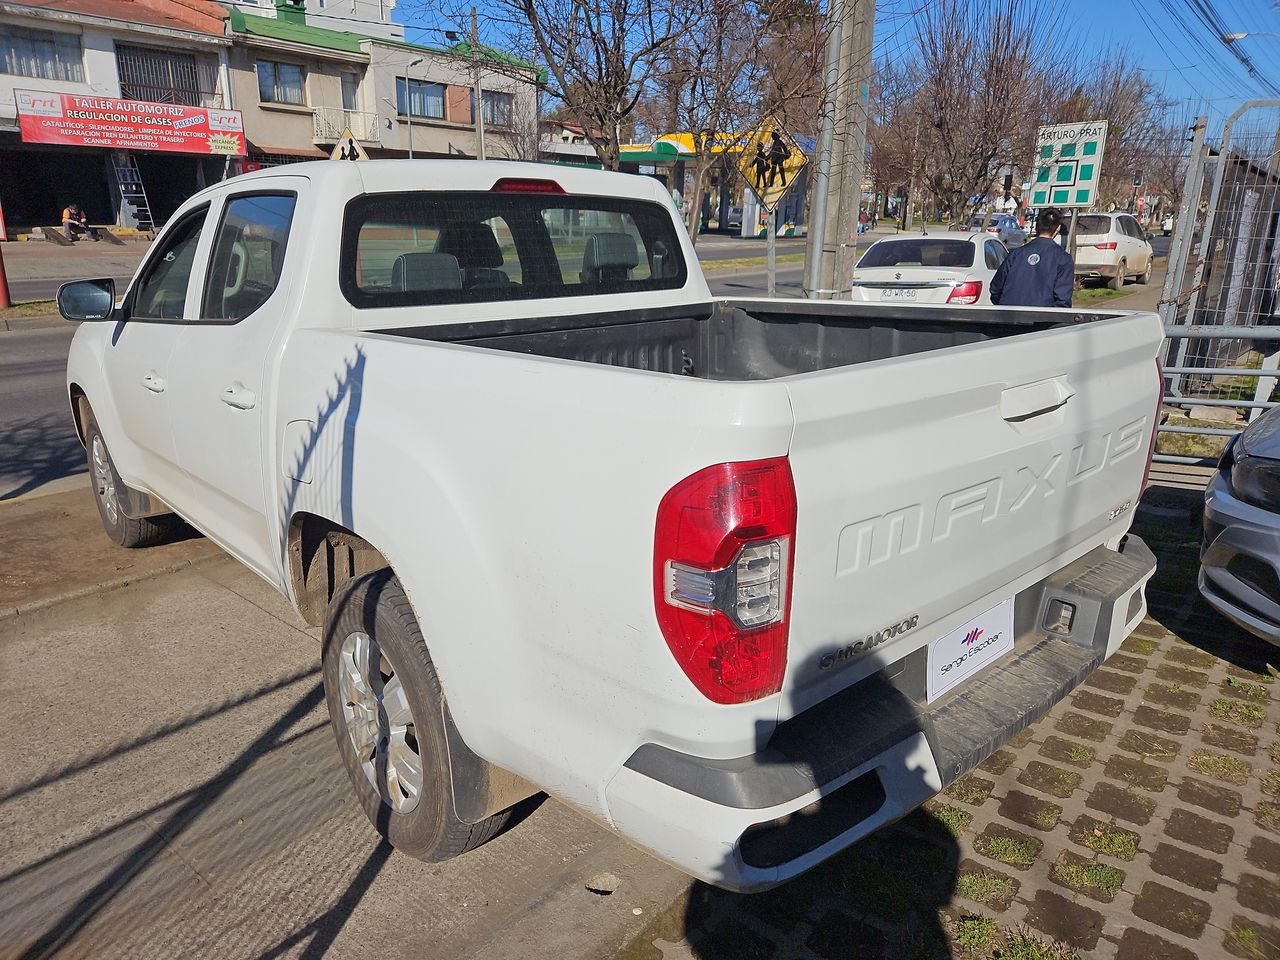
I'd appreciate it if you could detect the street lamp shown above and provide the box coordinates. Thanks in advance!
[385,57,424,159]
[1222,31,1280,42]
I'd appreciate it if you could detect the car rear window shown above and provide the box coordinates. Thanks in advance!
[856,239,974,268]
[1077,215,1112,236]
[340,191,687,308]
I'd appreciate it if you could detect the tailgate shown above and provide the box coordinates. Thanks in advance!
[780,311,1162,713]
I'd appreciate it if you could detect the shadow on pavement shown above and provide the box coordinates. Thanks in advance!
[0,411,86,501]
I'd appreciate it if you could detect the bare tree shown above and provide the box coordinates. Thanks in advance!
[491,79,544,161]
[477,0,693,169]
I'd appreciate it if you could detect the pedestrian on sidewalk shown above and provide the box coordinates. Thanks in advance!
[990,206,1074,308]
[62,204,101,242]
[858,209,869,234]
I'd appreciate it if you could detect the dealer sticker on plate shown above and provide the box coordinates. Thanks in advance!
[926,597,1014,702]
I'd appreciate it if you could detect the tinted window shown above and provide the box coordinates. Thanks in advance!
[341,192,686,308]
[201,193,296,322]
[1077,215,1112,236]
[856,239,974,269]
[130,208,207,321]
[984,240,1007,269]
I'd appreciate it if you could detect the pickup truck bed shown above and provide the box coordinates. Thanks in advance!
[381,299,1106,380]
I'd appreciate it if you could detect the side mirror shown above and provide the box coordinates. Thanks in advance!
[57,278,116,322]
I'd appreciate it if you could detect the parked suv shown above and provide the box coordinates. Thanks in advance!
[1073,212,1154,290]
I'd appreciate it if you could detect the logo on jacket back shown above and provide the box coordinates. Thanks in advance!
[1027,253,1041,266]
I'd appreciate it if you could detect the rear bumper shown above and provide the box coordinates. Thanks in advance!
[1200,471,1280,643]
[1075,262,1119,278]
[605,536,1156,892]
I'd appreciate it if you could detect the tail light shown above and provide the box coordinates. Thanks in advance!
[1142,360,1163,493]
[1094,242,1118,250]
[947,281,983,305]
[491,177,565,194]
[985,227,999,234]
[654,458,796,704]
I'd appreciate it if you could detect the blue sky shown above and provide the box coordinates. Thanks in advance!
[395,0,1280,127]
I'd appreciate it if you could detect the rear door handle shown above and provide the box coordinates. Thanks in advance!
[141,371,165,393]
[1001,377,1074,422]
[221,382,257,410]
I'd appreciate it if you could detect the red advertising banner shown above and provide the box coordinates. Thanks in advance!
[15,89,245,157]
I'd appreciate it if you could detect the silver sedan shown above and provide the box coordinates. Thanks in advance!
[1201,409,1280,642]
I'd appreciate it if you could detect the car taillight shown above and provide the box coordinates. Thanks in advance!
[947,281,983,305]
[1094,242,1118,250]
[1142,360,1163,493]
[654,458,796,704]
[985,227,999,233]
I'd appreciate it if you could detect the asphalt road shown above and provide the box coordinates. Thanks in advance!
[0,325,82,501]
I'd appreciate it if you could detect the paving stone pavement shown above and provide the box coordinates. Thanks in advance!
[615,506,1280,960]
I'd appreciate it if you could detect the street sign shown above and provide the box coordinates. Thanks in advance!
[1030,120,1108,208]
[331,130,369,161]
[737,116,808,214]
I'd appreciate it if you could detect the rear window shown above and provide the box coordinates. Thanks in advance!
[856,239,974,269]
[1077,215,1112,236]
[341,191,686,308]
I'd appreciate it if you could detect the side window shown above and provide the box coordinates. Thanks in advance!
[985,240,1007,270]
[1121,217,1139,238]
[130,209,207,321]
[201,193,296,322]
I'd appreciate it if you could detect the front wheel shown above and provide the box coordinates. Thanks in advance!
[1109,260,1126,291]
[83,409,177,548]
[322,568,510,861]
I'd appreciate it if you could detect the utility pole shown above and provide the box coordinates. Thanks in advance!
[471,6,486,161]
[804,0,875,298]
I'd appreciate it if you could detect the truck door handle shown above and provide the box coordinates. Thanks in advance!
[141,371,165,393]
[221,382,257,410]
[1000,377,1074,422]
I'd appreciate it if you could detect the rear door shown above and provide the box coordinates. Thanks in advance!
[778,310,1161,714]
[166,182,303,583]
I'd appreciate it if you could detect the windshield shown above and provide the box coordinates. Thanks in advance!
[857,239,975,269]
[1077,215,1112,236]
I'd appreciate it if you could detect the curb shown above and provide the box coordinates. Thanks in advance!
[0,551,224,622]
[2,314,66,333]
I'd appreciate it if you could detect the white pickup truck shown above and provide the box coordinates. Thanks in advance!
[60,161,1162,892]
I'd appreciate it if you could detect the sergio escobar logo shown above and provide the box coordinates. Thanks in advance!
[939,628,1006,675]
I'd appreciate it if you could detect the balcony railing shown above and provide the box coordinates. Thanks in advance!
[313,107,381,143]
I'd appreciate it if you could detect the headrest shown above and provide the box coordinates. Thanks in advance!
[391,252,462,292]
[436,222,504,269]
[581,232,639,281]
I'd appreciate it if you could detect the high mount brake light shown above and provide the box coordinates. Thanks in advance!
[490,177,565,194]
[654,458,796,704]
[947,280,983,305]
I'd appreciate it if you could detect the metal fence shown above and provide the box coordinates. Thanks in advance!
[1157,101,1280,465]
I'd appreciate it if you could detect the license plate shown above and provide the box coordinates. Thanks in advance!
[880,288,917,300]
[926,598,1014,702]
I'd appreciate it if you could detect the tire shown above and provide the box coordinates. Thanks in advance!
[322,568,510,861]
[1138,258,1152,285]
[83,409,176,548]
[1109,260,1126,291]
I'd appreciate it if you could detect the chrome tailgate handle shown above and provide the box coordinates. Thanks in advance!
[1000,377,1074,422]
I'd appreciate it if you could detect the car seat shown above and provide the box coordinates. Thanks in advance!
[390,252,462,292]
[436,222,511,288]
[580,232,639,284]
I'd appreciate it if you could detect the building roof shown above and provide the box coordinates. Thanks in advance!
[6,0,227,36]
[226,8,365,53]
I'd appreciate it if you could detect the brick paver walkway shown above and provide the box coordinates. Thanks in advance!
[617,505,1280,960]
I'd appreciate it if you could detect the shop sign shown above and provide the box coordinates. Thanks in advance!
[15,89,245,157]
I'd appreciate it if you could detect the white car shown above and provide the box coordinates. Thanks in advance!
[849,231,1009,305]
[1073,212,1154,290]
[59,160,1162,893]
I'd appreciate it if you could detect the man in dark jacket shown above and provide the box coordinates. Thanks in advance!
[990,206,1074,307]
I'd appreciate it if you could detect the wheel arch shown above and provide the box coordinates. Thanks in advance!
[69,384,89,449]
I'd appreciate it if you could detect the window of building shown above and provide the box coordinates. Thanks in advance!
[1,26,83,82]
[470,89,513,128]
[341,72,359,111]
[257,60,305,105]
[117,44,217,106]
[395,77,444,119]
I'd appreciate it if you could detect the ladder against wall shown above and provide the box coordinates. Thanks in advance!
[109,152,154,232]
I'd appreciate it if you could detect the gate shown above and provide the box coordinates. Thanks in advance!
[1158,101,1280,466]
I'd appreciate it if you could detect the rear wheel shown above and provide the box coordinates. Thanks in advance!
[1138,258,1152,285]
[83,409,176,548]
[1109,260,1126,291]
[322,568,510,861]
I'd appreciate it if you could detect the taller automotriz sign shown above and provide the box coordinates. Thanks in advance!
[15,89,245,157]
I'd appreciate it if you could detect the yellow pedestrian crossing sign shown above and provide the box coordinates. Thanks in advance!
[737,116,807,214]
[331,130,369,161]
